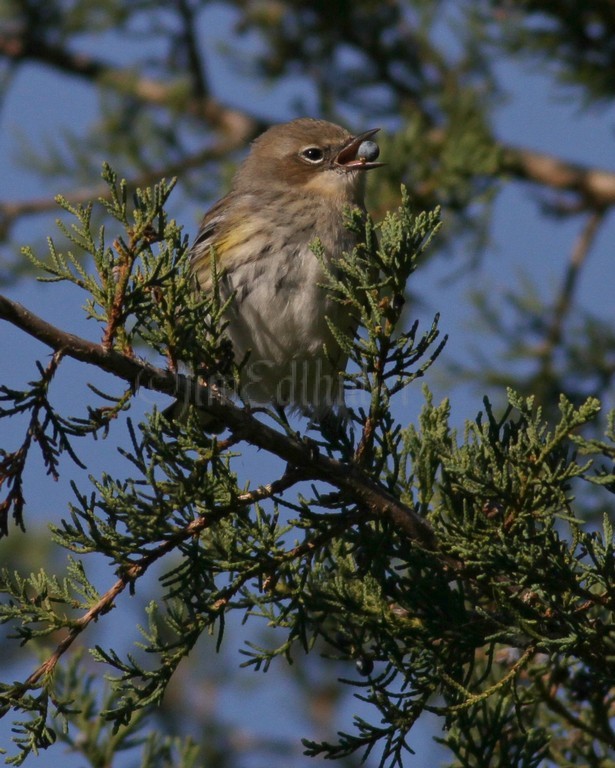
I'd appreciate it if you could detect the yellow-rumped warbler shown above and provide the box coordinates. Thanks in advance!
[183,117,382,421]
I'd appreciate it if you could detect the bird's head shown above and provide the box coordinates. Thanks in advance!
[234,118,383,204]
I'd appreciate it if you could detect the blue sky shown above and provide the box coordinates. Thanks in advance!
[1,5,614,766]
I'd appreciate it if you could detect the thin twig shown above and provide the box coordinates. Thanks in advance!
[0,350,65,534]
[429,644,537,716]
[536,208,607,367]
[14,466,308,694]
[534,674,615,750]
[0,144,237,235]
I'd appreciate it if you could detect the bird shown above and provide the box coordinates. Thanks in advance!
[179,117,382,424]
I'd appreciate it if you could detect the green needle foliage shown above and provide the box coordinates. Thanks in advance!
[1,170,615,767]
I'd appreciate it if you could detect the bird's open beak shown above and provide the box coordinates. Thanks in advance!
[335,128,384,170]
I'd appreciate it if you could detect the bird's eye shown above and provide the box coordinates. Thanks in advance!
[301,146,324,163]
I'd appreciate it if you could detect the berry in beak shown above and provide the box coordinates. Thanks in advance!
[335,128,384,170]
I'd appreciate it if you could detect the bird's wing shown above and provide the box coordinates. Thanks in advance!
[189,192,265,291]
[189,196,230,290]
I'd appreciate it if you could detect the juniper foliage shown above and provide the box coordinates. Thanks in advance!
[0,172,614,767]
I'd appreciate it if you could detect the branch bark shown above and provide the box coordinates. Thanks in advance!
[0,32,258,141]
[499,144,615,206]
[3,29,615,215]
[12,467,374,714]
[0,292,438,550]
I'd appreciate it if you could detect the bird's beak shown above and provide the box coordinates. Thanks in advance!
[335,128,384,170]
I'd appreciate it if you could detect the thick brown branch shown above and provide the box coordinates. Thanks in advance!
[500,144,615,206]
[0,292,437,549]
[3,31,615,215]
[424,126,615,206]
[0,31,258,139]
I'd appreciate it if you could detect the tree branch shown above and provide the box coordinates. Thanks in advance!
[500,144,615,207]
[424,126,615,206]
[534,208,606,373]
[14,479,364,703]
[175,0,210,101]
[0,30,258,140]
[547,209,605,349]
[0,292,438,550]
[3,30,615,220]
[0,144,239,239]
